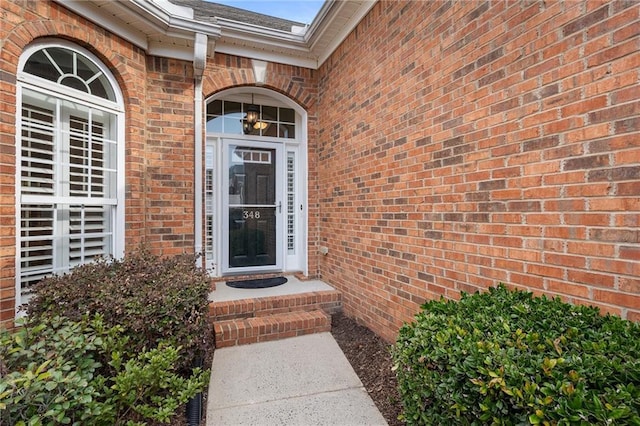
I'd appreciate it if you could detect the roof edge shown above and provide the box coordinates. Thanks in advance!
[53,0,376,70]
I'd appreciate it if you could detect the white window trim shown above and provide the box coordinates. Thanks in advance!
[15,40,125,315]
[18,39,125,109]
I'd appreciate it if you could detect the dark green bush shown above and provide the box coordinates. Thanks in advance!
[392,285,640,425]
[26,249,213,373]
[0,315,207,425]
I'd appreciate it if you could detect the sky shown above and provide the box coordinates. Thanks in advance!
[211,0,325,24]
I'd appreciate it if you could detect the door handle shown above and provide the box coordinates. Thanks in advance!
[277,201,282,213]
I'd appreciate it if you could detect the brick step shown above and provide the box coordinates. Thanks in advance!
[209,290,341,321]
[214,310,331,348]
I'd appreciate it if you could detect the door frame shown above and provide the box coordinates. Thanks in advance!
[221,138,284,275]
[204,87,308,278]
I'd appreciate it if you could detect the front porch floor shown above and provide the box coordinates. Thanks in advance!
[208,275,335,302]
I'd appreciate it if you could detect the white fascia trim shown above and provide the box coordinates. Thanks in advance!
[216,19,312,54]
[54,0,149,50]
[147,42,193,61]
[217,18,307,45]
[150,0,193,19]
[128,0,221,38]
[215,42,318,69]
[311,1,377,66]
[304,0,339,41]
[215,18,318,67]
[54,0,220,58]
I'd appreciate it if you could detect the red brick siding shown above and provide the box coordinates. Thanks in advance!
[145,57,196,256]
[317,0,640,342]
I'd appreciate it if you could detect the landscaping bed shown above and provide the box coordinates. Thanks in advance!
[331,313,403,426]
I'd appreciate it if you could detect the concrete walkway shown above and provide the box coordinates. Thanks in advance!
[207,333,388,425]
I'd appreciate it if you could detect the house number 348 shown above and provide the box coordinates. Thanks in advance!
[242,210,261,219]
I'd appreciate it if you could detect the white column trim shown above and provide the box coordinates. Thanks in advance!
[194,33,209,257]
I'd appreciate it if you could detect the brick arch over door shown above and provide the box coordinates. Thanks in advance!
[202,53,318,111]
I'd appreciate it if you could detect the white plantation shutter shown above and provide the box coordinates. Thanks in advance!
[21,104,55,196]
[19,95,117,296]
[20,204,55,292]
[68,205,112,267]
[18,43,122,302]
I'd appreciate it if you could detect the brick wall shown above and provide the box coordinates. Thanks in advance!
[317,0,640,342]
[145,57,196,256]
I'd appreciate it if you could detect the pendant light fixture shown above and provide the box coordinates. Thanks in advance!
[245,94,259,126]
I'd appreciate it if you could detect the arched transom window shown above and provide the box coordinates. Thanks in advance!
[22,46,116,100]
[17,41,124,304]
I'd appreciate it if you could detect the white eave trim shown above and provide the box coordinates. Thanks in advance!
[308,0,377,66]
[54,0,150,50]
[215,17,318,68]
[53,0,376,69]
[217,18,307,45]
[128,0,221,37]
[53,0,221,57]
[215,41,318,69]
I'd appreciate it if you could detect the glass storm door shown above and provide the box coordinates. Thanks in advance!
[222,140,283,273]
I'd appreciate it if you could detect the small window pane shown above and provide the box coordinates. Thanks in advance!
[48,47,74,76]
[279,124,295,139]
[262,106,277,121]
[60,76,88,92]
[207,117,223,133]
[223,117,243,134]
[23,50,59,81]
[88,79,107,99]
[76,55,97,81]
[280,108,295,123]
[224,101,242,116]
[261,123,278,137]
[207,100,222,116]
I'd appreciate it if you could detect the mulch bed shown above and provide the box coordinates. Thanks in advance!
[331,313,404,426]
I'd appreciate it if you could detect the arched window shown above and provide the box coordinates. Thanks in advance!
[17,40,124,304]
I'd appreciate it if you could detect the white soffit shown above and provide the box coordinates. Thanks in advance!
[307,0,376,66]
[214,0,376,68]
[214,17,316,68]
[53,0,376,69]
[54,0,221,61]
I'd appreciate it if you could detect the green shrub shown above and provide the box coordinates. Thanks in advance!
[0,315,207,425]
[26,249,213,373]
[392,285,640,425]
